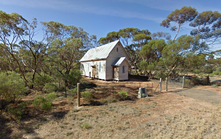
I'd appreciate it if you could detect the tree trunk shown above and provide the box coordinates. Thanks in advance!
[206,75,210,85]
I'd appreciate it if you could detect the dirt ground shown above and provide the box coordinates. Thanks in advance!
[2,77,221,139]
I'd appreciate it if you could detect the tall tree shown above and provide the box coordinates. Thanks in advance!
[43,21,94,92]
[139,39,166,77]
[158,35,208,78]
[190,11,221,44]
[160,6,198,41]
[0,10,29,82]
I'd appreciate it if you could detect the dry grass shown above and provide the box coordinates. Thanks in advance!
[14,92,221,139]
[2,77,221,139]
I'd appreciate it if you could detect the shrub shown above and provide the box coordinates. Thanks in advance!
[119,91,127,100]
[34,74,53,90]
[81,91,92,103]
[32,95,45,107]
[7,106,23,120]
[82,123,90,129]
[46,92,57,101]
[67,69,82,86]
[70,88,77,95]
[184,79,194,88]
[41,101,52,111]
[7,102,27,120]
[44,83,58,93]
[216,66,221,72]
[198,73,204,77]
[32,92,56,111]
[112,90,118,95]
[0,71,27,103]
[212,71,220,75]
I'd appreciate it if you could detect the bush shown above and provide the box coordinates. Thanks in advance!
[198,73,204,77]
[0,71,27,103]
[67,69,82,87]
[184,79,193,88]
[34,74,53,90]
[82,123,90,129]
[119,91,127,100]
[81,91,92,103]
[69,88,77,96]
[44,83,58,93]
[32,92,56,111]
[46,92,57,101]
[7,102,27,120]
[41,101,52,111]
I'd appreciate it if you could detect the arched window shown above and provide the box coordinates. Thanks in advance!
[122,66,125,73]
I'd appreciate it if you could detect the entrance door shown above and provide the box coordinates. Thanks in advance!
[114,67,119,80]
[92,67,95,78]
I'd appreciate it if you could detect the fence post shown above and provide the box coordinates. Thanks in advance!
[182,76,185,88]
[166,77,168,92]
[77,83,80,107]
[160,78,162,92]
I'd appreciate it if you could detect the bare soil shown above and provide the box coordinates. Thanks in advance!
[1,77,221,139]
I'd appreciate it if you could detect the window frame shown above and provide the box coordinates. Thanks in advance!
[99,62,101,72]
[122,65,125,73]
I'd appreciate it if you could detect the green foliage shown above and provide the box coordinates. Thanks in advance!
[46,92,57,101]
[32,95,45,107]
[7,102,27,120]
[69,88,77,96]
[193,69,201,74]
[184,79,194,88]
[41,101,52,111]
[190,11,221,41]
[118,91,127,100]
[156,72,167,79]
[81,91,92,102]
[82,123,90,129]
[0,71,27,103]
[34,74,53,90]
[133,34,151,43]
[44,83,58,93]
[32,92,56,111]
[67,69,82,86]
[160,6,198,40]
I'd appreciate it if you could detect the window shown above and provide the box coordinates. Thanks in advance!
[117,47,118,52]
[81,64,84,70]
[122,66,125,73]
[99,62,101,72]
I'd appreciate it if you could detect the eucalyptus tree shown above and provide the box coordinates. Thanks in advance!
[98,28,151,74]
[0,10,29,82]
[158,35,208,78]
[190,11,221,44]
[43,21,94,92]
[160,6,198,41]
[139,39,166,77]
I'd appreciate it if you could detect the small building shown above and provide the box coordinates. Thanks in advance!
[80,40,131,81]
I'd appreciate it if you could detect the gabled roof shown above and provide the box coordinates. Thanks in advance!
[112,57,131,66]
[80,40,120,62]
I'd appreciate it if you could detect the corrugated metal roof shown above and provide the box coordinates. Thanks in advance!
[80,40,119,62]
[112,57,131,66]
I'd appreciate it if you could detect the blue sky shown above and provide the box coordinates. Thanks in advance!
[1,0,221,50]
